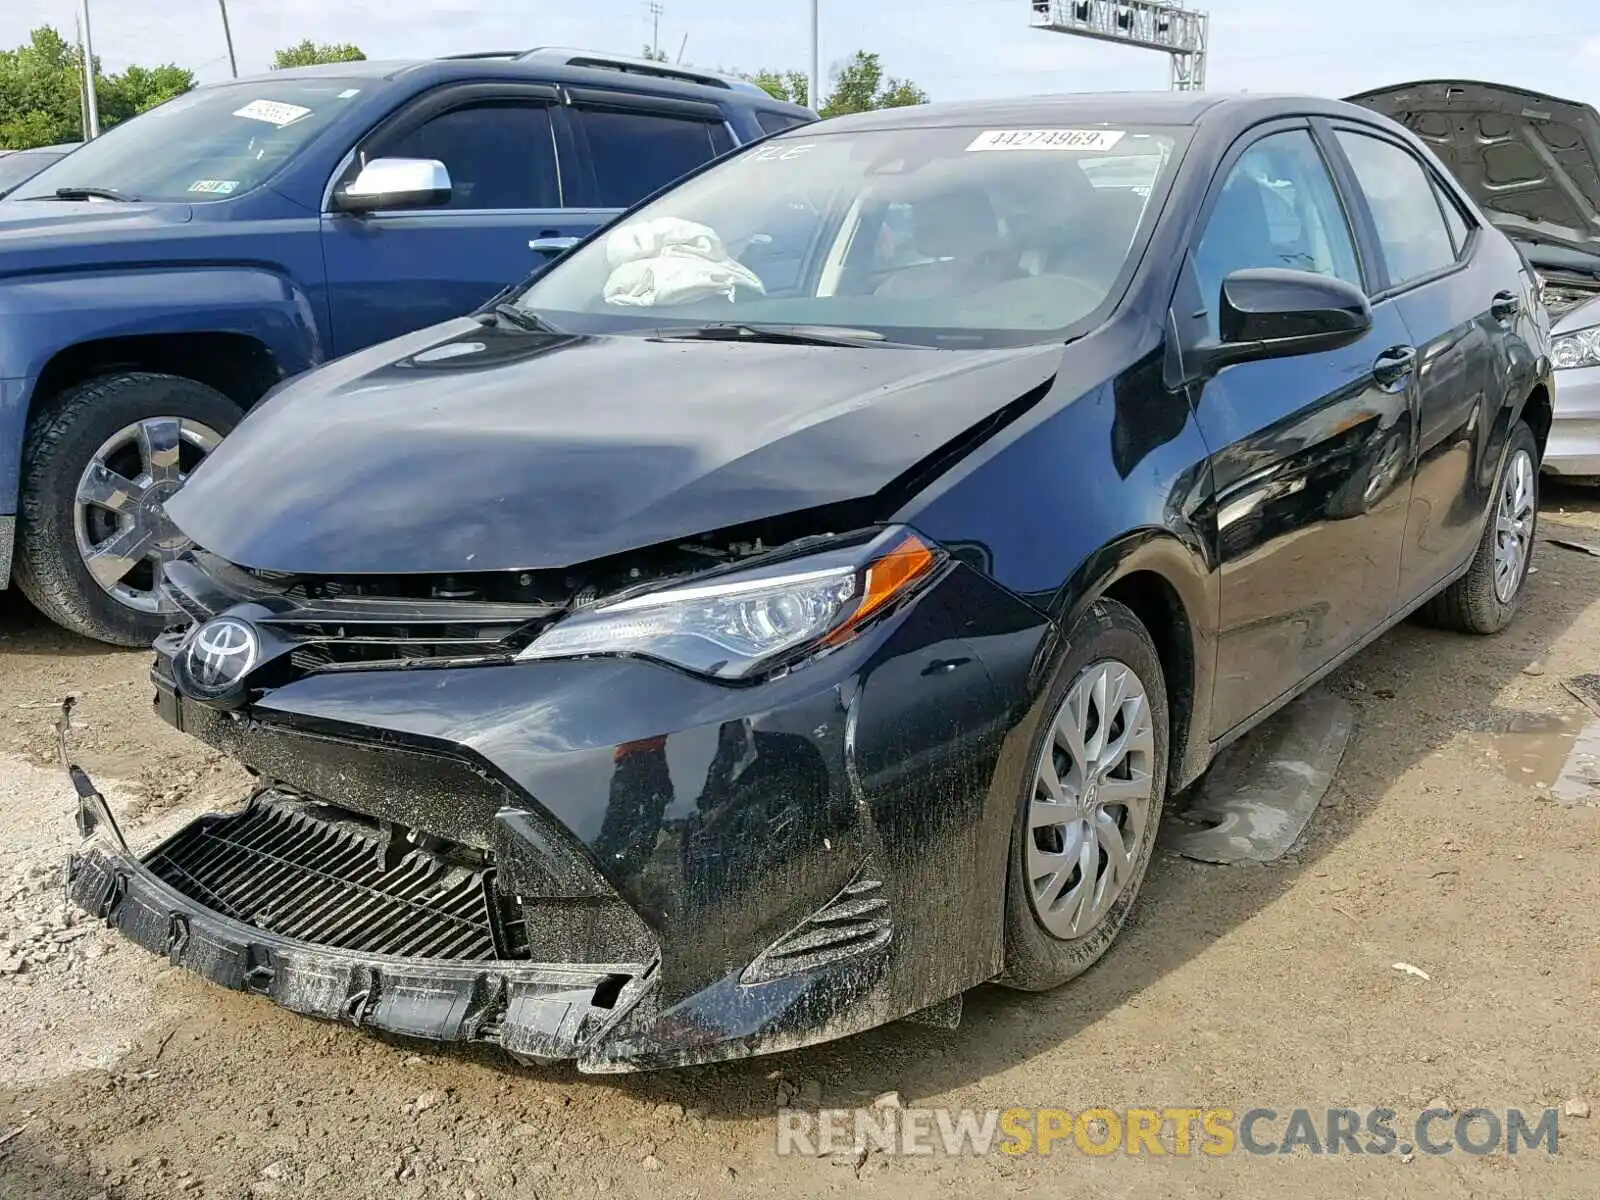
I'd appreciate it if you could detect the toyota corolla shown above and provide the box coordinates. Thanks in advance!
[64,91,1551,1072]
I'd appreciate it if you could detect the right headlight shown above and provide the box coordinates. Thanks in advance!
[516,526,945,680]
[1552,326,1600,371]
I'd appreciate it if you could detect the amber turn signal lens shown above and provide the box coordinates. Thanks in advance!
[823,533,940,645]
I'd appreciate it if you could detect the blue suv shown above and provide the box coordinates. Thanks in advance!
[0,49,813,644]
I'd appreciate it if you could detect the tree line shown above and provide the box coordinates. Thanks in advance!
[1,24,926,151]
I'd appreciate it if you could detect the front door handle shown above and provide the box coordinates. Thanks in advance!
[1372,345,1417,392]
[1491,290,1521,321]
[529,235,578,254]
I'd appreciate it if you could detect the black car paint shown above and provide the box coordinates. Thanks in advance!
[75,91,1552,1071]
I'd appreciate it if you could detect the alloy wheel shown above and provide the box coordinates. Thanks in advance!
[72,417,223,615]
[1027,659,1158,940]
[1493,447,1536,604]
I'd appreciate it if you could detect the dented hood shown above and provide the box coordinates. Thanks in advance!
[1347,80,1600,255]
[168,319,1062,575]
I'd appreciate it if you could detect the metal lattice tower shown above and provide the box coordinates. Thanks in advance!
[1029,0,1210,91]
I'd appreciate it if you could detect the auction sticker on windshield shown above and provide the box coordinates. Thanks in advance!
[187,180,239,195]
[232,99,313,127]
[966,129,1127,152]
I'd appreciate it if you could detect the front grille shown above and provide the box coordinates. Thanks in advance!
[145,794,526,961]
[282,621,528,673]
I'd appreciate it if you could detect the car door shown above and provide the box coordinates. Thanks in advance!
[1329,125,1508,601]
[1176,122,1419,737]
[320,84,594,356]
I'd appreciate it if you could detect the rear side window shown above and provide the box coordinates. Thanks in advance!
[756,110,812,136]
[1335,131,1459,287]
[1433,180,1472,256]
[576,108,726,207]
[377,101,560,209]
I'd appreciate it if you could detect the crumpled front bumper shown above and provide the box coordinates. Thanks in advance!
[65,786,658,1068]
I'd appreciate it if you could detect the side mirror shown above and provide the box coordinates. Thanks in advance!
[333,157,451,214]
[1200,268,1372,372]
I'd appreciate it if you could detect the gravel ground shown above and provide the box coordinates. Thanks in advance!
[2,487,1600,1199]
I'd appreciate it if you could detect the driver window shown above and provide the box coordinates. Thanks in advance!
[1193,129,1362,335]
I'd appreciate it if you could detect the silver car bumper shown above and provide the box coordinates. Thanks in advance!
[1544,364,1600,478]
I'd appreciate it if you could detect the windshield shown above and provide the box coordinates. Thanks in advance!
[10,78,377,203]
[0,150,69,196]
[515,122,1185,348]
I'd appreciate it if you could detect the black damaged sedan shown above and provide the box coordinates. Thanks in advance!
[66,91,1551,1072]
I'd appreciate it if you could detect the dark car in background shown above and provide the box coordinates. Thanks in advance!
[0,143,78,198]
[1350,80,1600,480]
[66,90,1550,1071]
[0,49,813,647]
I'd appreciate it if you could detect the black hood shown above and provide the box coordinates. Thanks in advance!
[168,319,1063,575]
[1347,80,1600,256]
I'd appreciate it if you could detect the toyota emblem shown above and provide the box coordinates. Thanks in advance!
[179,616,260,699]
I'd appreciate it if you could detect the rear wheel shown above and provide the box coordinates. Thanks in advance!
[14,372,241,646]
[1419,420,1539,635]
[998,599,1168,992]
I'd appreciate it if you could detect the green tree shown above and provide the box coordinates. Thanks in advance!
[0,25,194,149]
[271,40,367,70]
[743,52,925,117]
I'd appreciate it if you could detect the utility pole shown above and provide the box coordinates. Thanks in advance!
[74,13,90,139]
[218,0,239,78]
[78,0,100,139]
[648,2,664,58]
[808,0,819,112]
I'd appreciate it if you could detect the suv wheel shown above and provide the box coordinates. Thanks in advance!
[14,372,242,646]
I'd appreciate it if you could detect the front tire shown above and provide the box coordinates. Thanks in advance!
[1419,420,1539,635]
[998,598,1169,992]
[14,372,241,647]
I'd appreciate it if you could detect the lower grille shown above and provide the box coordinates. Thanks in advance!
[144,794,523,962]
[741,876,892,983]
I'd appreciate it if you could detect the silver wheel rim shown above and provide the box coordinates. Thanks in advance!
[72,417,223,615]
[1493,448,1536,604]
[1028,659,1157,940]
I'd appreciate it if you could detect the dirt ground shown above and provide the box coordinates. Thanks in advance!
[3,489,1600,1200]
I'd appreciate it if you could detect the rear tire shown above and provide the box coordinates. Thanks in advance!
[998,598,1169,992]
[14,372,242,647]
[1419,420,1539,636]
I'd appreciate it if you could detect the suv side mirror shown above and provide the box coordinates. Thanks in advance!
[333,157,452,214]
[1200,268,1372,372]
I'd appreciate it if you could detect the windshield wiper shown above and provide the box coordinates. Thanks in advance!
[477,303,563,334]
[49,186,139,202]
[661,322,889,347]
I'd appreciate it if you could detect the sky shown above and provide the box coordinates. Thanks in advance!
[4,0,1599,106]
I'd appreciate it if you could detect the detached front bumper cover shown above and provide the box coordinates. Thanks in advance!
[64,770,659,1069]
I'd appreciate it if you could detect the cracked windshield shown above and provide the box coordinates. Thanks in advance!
[518,125,1180,345]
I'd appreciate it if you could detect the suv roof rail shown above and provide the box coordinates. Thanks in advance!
[440,47,774,97]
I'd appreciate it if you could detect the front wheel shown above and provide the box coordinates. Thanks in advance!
[997,598,1169,992]
[13,372,242,646]
[1418,420,1539,635]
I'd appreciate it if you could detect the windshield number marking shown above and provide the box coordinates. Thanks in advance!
[966,128,1127,153]
[232,99,313,127]
[749,143,816,163]
[188,179,239,195]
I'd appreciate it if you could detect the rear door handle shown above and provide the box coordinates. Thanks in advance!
[1372,345,1417,391]
[1491,290,1521,321]
[529,235,578,254]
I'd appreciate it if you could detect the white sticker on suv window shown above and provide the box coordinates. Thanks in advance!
[748,142,816,163]
[232,99,312,126]
[966,128,1126,153]
[188,179,239,194]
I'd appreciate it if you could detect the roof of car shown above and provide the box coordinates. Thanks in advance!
[209,51,813,117]
[809,91,1393,134]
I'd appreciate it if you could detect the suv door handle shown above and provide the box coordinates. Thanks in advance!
[1372,345,1417,392]
[1491,290,1521,321]
[529,236,578,254]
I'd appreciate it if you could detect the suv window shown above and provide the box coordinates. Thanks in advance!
[756,110,812,136]
[1194,129,1362,331]
[376,101,559,210]
[1335,130,1459,287]
[576,108,728,207]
